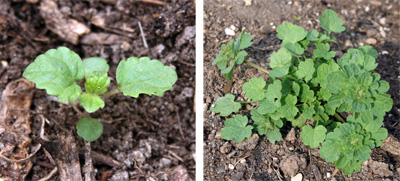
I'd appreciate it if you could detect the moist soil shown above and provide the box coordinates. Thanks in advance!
[0,0,195,180]
[204,0,399,180]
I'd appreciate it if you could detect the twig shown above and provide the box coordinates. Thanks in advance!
[272,167,283,181]
[138,21,148,49]
[38,167,58,181]
[244,60,269,74]
[100,89,121,99]
[0,144,41,163]
[83,141,95,181]
[137,0,168,6]
[332,168,339,177]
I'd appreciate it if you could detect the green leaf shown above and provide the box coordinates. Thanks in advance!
[258,99,277,114]
[295,59,315,81]
[313,43,336,60]
[77,117,103,141]
[210,94,241,116]
[242,78,266,101]
[292,114,307,127]
[80,93,105,113]
[358,45,378,59]
[83,57,109,78]
[267,128,282,144]
[279,94,299,120]
[319,9,345,33]
[236,51,248,64]
[116,57,177,97]
[276,22,308,43]
[283,42,304,56]
[23,47,84,102]
[85,72,110,95]
[307,29,319,41]
[269,67,289,77]
[326,70,349,93]
[270,49,292,69]
[234,29,253,51]
[300,125,327,148]
[314,62,339,88]
[212,40,234,70]
[265,79,282,100]
[221,115,253,142]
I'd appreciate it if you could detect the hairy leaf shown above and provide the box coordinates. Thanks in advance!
[313,43,335,60]
[83,57,109,78]
[243,78,267,101]
[295,59,315,81]
[300,125,327,148]
[116,57,177,97]
[276,22,308,43]
[23,47,84,102]
[77,117,103,141]
[319,9,345,33]
[85,72,110,95]
[221,115,253,142]
[210,94,241,116]
[80,93,105,113]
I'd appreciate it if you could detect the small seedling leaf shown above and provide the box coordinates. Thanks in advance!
[300,125,327,148]
[210,94,241,116]
[80,93,105,113]
[85,72,110,95]
[276,22,308,43]
[242,78,267,101]
[221,115,253,142]
[83,57,109,78]
[116,57,177,97]
[77,117,103,141]
[23,47,84,102]
[319,9,346,33]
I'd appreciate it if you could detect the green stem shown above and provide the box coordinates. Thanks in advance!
[244,60,269,74]
[100,89,121,99]
[334,113,345,123]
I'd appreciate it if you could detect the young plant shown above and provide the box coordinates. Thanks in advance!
[23,47,177,141]
[211,9,393,175]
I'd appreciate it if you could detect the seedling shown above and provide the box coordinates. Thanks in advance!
[23,47,177,141]
[211,9,393,175]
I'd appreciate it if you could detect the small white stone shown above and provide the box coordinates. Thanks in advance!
[272,25,276,29]
[288,1,292,5]
[270,22,274,26]
[1,60,8,67]
[239,158,246,164]
[365,6,370,12]
[244,0,252,6]
[228,164,235,170]
[225,28,235,36]
[291,173,302,181]
[230,25,236,31]
[327,172,331,178]
[379,17,386,25]
[382,51,389,55]
[365,38,377,45]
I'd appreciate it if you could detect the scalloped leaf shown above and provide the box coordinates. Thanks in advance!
[116,57,177,97]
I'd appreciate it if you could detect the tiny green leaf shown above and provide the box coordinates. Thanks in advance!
[276,22,308,43]
[80,93,105,113]
[116,57,177,97]
[85,72,110,95]
[83,57,109,78]
[77,117,103,141]
[23,47,84,102]
[210,94,241,116]
[283,42,304,57]
[300,125,327,148]
[221,115,253,142]
[243,78,266,101]
[313,43,336,60]
[270,49,292,69]
[319,9,346,33]
[295,59,315,81]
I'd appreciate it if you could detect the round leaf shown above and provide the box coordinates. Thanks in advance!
[77,117,103,141]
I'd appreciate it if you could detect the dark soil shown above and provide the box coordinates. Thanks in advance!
[0,0,195,180]
[204,0,399,180]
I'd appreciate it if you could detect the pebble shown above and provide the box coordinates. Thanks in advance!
[379,17,386,25]
[365,38,377,45]
[243,0,252,6]
[228,164,235,170]
[285,128,296,141]
[382,50,389,55]
[291,173,302,181]
[225,28,235,36]
[345,39,352,47]
[327,172,331,178]
[217,166,225,174]
[234,134,259,150]
[370,0,382,6]
[220,142,232,154]
[231,172,244,181]
[367,29,378,37]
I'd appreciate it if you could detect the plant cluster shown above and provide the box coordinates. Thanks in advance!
[211,9,393,175]
[23,47,177,141]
